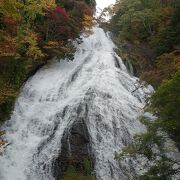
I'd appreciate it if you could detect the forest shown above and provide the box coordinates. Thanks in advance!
[0,0,95,123]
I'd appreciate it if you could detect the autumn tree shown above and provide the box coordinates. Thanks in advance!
[0,0,95,124]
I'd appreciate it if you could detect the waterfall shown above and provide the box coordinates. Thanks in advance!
[0,27,154,180]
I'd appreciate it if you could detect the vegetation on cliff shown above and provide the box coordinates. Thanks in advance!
[106,0,180,142]
[104,0,180,178]
[0,0,95,124]
[103,0,180,87]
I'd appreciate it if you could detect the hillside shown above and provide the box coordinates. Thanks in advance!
[0,0,95,123]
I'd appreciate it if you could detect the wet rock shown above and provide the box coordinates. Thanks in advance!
[53,119,93,179]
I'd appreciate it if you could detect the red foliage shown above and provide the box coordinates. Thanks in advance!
[39,1,93,48]
[39,5,73,43]
[54,6,69,18]
[83,7,93,16]
[2,17,17,26]
[47,6,69,21]
[67,31,72,39]
[2,17,17,35]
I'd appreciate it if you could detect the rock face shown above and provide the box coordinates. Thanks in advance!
[53,118,93,179]
[116,41,155,77]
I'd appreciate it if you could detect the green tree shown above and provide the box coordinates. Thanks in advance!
[151,70,180,147]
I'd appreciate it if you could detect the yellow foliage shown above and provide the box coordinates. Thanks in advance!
[24,0,56,20]
[82,15,94,29]
[40,0,56,10]
[47,41,60,46]
[43,41,73,58]
[43,41,62,49]
[0,0,56,22]
[44,41,69,53]
[23,31,45,60]
[0,0,22,20]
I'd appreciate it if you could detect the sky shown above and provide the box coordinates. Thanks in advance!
[96,0,116,10]
[95,0,116,19]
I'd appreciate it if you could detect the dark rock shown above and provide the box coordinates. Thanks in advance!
[53,119,93,179]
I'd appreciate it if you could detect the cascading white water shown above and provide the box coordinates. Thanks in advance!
[0,27,154,180]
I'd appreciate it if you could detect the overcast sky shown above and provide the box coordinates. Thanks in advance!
[95,0,116,18]
[96,0,116,10]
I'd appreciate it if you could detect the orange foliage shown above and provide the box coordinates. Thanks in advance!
[0,32,18,57]
[2,16,17,35]
[43,40,72,58]
[43,41,64,49]
[141,47,180,87]
[82,14,93,29]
